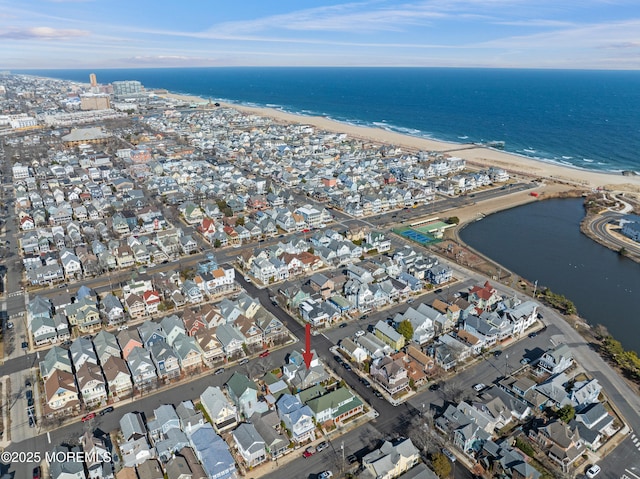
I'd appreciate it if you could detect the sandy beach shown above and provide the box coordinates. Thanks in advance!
[160,92,640,194]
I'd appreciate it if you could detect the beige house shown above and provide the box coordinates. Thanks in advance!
[362,439,421,479]
[44,369,80,416]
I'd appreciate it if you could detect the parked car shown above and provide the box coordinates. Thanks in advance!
[355,330,365,338]
[316,441,329,452]
[100,407,114,416]
[442,448,456,462]
[303,446,316,458]
[473,383,486,392]
[374,390,383,399]
[33,466,40,479]
[347,454,358,464]
[528,332,538,338]
[259,350,270,358]
[214,367,225,375]
[339,323,348,328]
[6,322,13,329]
[318,471,333,479]
[520,358,531,365]
[238,358,249,365]
[81,413,96,422]
[586,465,601,478]
[28,415,36,428]
[429,382,440,391]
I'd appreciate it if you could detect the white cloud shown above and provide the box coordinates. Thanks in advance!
[0,26,90,39]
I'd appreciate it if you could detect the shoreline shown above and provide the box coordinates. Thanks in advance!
[159,92,640,194]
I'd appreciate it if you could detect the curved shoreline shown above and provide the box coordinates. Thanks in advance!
[160,92,640,188]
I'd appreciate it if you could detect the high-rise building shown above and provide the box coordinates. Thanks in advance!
[89,73,97,87]
[112,80,144,99]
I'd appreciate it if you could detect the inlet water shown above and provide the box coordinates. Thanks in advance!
[460,198,640,353]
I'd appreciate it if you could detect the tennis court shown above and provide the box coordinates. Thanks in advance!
[396,228,438,245]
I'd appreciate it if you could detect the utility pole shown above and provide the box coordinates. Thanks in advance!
[533,280,538,298]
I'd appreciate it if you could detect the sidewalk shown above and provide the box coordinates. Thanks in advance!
[250,408,378,479]
[0,375,10,450]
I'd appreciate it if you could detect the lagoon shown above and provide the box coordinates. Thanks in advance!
[460,198,640,353]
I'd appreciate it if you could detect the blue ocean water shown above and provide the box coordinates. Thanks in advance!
[17,67,640,173]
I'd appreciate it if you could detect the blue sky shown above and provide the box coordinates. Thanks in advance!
[1,0,639,69]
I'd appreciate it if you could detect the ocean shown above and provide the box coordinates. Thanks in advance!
[16,67,640,174]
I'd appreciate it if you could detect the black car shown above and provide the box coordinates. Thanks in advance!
[100,406,114,416]
[429,382,440,391]
[214,368,225,375]
[28,415,36,428]
[347,454,358,464]
[373,390,383,399]
[528,332,537,338]
[339,323,348,328]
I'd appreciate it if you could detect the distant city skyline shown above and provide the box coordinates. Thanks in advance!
[1,0,639,70]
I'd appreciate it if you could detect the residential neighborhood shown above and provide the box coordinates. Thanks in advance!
[0,73,636,479]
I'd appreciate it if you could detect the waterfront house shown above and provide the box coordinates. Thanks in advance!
[538,343,574,375]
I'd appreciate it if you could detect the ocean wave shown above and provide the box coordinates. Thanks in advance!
[199,94,631,175]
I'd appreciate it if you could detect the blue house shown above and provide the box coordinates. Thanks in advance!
[137,320,167,349]
[426,266,453,285]
[187,423,236,479]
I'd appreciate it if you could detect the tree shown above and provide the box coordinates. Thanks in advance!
[557,404,575,423]
[397,319,414,342]
[447,216,460,225]
[213,239,222,249]
[236,216,245,226]
[431,453,452,478]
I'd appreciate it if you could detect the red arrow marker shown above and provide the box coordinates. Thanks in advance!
[303,323,313,369]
